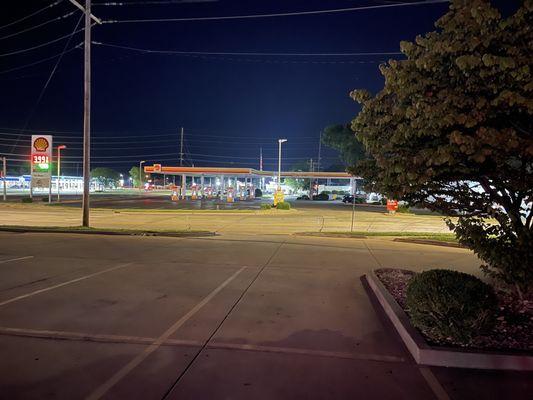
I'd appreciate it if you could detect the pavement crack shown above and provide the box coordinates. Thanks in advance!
[161,239,286,399]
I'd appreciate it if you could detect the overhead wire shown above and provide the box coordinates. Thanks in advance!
[0,44,83,74]
[102,0,449,24]
[92,41,401,57]
[0,26,86,57]
[8,13,85,154]
[0,10,78,41]
[0,0,64,31]
[94,0,218,5]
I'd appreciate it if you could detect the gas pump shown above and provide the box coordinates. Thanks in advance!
[205,186,213,199]
[191,185,198,200]
[227,187,234,203]
[171,185,180,201]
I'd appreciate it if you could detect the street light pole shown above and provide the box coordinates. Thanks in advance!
[57,145,67,202]
[139,160,146,190]
[277,139,287,190]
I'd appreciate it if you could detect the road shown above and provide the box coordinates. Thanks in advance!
[0,201,452,234]
[0,232,530,399]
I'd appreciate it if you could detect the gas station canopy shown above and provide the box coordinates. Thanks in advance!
[143,165,355,179]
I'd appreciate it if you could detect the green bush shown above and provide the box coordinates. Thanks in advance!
[406,269,497,344]
[260,203,272,210]
[397,204,410,213]
[276,201,291,210]
[254,188,263,198]
[21,198,33,203]
[313,192,329,201]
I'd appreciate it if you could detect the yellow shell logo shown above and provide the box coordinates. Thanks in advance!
[33,137,49,152]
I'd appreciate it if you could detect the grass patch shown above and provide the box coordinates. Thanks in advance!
[0,225,214,237]
[94,208,257,214]
[301,231,458,243]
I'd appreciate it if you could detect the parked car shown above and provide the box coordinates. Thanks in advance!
[296,194,310,200]
[342,194,364,204]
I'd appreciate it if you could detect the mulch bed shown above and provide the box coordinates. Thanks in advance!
[375,268,533,352]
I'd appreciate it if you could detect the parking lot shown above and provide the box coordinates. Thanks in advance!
[0,231,531,399]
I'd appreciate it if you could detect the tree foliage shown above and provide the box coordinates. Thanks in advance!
[129,166,141,187]
[350,0,533,292]
[91,167,121,188]
[285,160,311,191]
[321,124,366,167]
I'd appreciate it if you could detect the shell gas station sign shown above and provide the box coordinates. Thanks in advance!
[31,135,53,190]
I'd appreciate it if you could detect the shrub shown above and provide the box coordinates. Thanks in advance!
[260,203,272,210]
[255,188,263,198]
[406,269,497,344]
[276,201,291,210]
[21,198,33,203]
[313,192,329,201]
[397,204,410,213]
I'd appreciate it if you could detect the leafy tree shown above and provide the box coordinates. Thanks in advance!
[285,160,311,191]
[90,167,120,188]
[129,166,141,187]
[321,124,366,166]
[350,0,532,294]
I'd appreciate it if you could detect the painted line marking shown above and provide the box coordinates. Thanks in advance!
[0,263,133,307]
[207,342,406,363]
[0,326,405,364]
[86,265,248,400]
[419,366,451,400]
[0,256,34,265]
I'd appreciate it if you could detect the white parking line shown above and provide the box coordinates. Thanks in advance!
[0,263,133,307]
[86,265,248,400]
[0,256,34,265]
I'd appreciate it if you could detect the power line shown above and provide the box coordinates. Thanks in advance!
[0,26,87,57]
[102,0,449,24]
[0,1,64,31]
[0,10,78,41]
[94,0,218,5]
[92,41,402,57]
[8,13,85,155]
[0,43,82,75]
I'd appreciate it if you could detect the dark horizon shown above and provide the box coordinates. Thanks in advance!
[0,0,517,175]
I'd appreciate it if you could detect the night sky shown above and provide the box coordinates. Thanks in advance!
[0,0,516,175]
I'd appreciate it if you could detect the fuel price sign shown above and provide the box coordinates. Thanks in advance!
[31,135,53,189]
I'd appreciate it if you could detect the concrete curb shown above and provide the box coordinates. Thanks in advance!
[293,232,367,239]
[0,226,216,238]
[364,270,533,371]
[393,238,463,248]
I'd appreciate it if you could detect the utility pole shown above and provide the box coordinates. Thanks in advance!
[317,131,322,173]
[81,0,91,226]
[259,147,263,171]
[2,157,6,201]
[69,0,101,227]
[57,145,67,202]
[179,127,184,167]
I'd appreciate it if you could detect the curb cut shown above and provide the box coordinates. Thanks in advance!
[0,227,216,238]
[393,238,463,248]
[364,270,533,371]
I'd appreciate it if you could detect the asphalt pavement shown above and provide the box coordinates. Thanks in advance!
[0,232,531,399]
